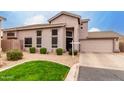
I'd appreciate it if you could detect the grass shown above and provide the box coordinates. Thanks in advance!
[0,60,70,81]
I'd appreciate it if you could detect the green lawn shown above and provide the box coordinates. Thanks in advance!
[0,60,70,81]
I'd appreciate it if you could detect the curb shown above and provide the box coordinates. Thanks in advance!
[65,63,80,81]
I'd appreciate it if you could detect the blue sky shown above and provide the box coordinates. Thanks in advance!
[0,11,124,35]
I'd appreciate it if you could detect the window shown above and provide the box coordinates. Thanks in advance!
[24,38,32,47]
[7,32,15,36]
[37,37,42,47]
[52,37,57,48]
[37,30,42,36]
[52,29,58,35]
[66,31,72,37]
[36,30,42,47]
[52,29,58,48]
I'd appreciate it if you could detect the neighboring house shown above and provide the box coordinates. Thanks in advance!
[2,11,120,53]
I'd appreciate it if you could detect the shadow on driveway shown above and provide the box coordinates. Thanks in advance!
[78,66,124,81]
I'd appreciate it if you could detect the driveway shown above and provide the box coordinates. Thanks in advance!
[78,53,124,81]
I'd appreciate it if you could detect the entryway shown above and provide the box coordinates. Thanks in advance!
[66,28,74,51]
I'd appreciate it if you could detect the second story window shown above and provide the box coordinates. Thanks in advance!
[52,29,58,48]
[7,32,15,36]
[37,30,42,36]
[81,27,83,29]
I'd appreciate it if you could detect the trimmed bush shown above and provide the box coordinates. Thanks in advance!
[7,49,23,61]
[40,48,47,54]
[68,49,78,55]
[56,48,63,55]
[29,47,36,53]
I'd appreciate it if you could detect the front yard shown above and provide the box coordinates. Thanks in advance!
[0,60,70,81]
[0,52,79,69]
[0,51,79,81]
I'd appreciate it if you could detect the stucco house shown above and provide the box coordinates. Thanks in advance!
[2,11,120,53]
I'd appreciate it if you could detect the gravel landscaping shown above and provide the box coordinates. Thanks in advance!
[0,52,79,70]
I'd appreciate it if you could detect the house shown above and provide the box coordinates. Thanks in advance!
[2,11,120,53]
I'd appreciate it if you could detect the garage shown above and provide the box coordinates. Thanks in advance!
[80,39,114,53]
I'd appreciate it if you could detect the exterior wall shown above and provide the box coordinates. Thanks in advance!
[17,30,36,51]
[80,22,88,39]
[4,27,66,52]
[58,27,66,50]
[80,39,114,53]
[50,15,80,51]
[113,38,120,52]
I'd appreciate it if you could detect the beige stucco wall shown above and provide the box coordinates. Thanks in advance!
[50,15,80,51]
[80,22,88,39]
[3,27,66,52]
[113,39,120,52]
[80,39,114,53]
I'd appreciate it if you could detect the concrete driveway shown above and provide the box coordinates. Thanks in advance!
[78,53,124,81]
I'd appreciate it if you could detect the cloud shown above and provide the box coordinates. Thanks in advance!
[24,15,46,25]
[89,27,101,32]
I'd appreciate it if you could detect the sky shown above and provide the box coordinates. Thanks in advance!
[0,11,124,35]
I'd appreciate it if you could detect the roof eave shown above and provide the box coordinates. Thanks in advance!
[48,11,81,22]
[3,24,66,32]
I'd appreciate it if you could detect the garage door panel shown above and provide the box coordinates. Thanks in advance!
[80,39,113,53]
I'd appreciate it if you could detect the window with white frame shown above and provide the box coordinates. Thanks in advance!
[52,29,58,48]
[36,30,42,47]
[24,38,32,47]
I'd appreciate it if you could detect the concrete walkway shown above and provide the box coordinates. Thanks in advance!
[78,53,124,81]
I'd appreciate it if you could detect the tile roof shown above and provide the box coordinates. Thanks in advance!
[3,23,66,31]
[48,11,81,22]
[88,31,121,39]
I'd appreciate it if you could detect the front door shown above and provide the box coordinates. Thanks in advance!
[66,29,73,51]
[66,38,72,51]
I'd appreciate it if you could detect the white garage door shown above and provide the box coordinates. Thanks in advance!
[80,39,113,53]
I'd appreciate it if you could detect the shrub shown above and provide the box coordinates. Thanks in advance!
[29,47,36,53]
[68,49,78,55]
[40,48,47,54]
[56,48,63,55]
[7,49,23,61]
